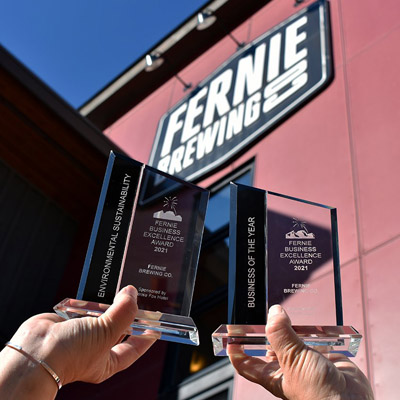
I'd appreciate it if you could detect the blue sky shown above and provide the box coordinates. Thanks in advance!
[1,0,208,108]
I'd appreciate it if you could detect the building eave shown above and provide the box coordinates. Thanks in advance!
[79,0,270,130]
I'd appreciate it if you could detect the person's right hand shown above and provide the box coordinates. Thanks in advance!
[228,305,374,400]
[7,285,158,386]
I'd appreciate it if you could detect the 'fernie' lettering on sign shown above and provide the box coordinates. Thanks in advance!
[149,0,332,182]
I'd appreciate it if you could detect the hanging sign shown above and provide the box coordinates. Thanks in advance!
[149,0,332,182]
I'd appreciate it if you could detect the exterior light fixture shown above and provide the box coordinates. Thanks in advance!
[145,52,164,72]
[196,10,217,30]
[145,52,192,91]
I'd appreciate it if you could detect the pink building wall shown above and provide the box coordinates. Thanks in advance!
[104,1,400,398]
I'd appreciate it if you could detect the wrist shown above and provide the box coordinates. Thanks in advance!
[0,345,59,399]
[5,342,62,389]
[8,316,69,386]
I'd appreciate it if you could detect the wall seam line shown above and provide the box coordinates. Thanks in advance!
[336,0,374,383]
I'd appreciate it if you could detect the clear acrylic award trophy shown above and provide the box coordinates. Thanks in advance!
[54,152,209,345]
[212,183,361,356]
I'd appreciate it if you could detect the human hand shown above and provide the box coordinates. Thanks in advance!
[228,305,374,400]
[6,285,157,386]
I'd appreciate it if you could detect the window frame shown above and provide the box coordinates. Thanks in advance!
[178,359,234,400]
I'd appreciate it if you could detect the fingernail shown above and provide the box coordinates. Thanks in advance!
[268,304,283,316]
[229,352,247,360]
[120,285,137,300]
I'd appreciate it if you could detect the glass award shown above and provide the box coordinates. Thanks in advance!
[212,183,361,356]
[54,152,209,346]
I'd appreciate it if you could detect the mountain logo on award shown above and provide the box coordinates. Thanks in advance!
[285,218,315,239]
[153,196,183,222]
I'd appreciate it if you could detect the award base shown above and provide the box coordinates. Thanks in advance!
[212,325,362,357]
[54,298,199,346]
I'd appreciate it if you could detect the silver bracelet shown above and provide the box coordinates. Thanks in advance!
[5,341,62,390]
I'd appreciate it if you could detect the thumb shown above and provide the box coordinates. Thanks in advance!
[266,305,306,371]
[101,285,138,342]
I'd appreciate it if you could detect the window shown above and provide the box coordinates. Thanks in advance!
[178,360,234,400]
[203,166,253,235]
[158,160,254,398]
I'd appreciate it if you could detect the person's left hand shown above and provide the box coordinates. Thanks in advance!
[8,285,157,386]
